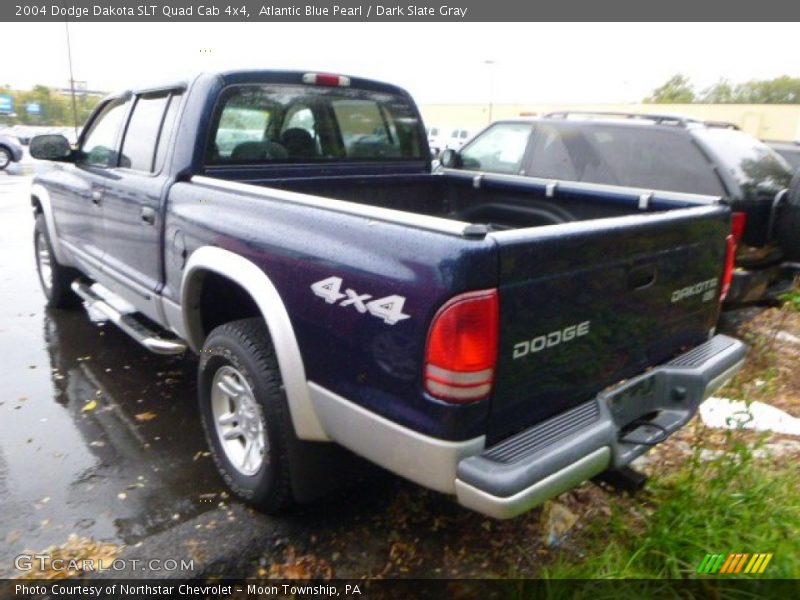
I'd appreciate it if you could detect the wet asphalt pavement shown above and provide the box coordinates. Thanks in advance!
[0,173,224,576]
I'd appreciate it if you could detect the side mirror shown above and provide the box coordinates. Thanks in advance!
[30,135,72,161]
[439,148,461,169]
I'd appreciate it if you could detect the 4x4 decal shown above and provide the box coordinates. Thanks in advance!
[311,276,410,325]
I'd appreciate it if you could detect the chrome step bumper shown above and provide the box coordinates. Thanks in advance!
[71,280,186,355]
[455,334,747,519]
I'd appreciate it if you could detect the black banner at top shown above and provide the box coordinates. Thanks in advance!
[4,0,800,21]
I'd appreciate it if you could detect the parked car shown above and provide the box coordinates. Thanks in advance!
[29,72,744,519]
[439,111,798,304]
[0,133,23,170]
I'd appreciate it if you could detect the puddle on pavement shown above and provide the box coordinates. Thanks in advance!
[0,311,226,576]
[0,188,224,576]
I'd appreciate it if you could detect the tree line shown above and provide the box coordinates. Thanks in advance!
[0,84,102,126]
[645,74,800,104]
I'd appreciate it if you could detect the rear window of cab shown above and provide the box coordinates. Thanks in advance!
[206,84,424,165]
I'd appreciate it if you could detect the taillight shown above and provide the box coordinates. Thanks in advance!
[731,211,747,243]
[720,234,736,303]
[424,289,499,403]
[302,73,351,87]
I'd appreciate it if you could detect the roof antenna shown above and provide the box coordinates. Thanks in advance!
[65,22,80,140]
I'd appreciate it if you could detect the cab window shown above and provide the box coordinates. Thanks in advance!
[79,99,129,167]
[206,84,423,165]
[459,123,533,174]
[119,93,170,172]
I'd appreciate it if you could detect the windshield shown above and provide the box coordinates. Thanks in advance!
[694,128,793,192]
[207,84,424,165]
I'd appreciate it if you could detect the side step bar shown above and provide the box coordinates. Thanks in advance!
[71,280,187,355]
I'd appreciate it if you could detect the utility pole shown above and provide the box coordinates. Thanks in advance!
[65,23,79,139]
[484,60,496,124]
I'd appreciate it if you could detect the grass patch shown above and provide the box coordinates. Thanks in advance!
[778,287,800,312]
[539,431,799,580]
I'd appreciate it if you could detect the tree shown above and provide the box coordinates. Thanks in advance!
[0,84,101,126]
[644,74,696,104]
[21,85,68,125]
[651,74,800,105]
[700,79,736,103]
[732,76,800,104]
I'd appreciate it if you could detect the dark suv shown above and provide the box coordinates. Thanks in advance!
[439,112,799,304]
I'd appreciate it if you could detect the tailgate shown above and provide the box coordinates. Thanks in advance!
[487,205,730,444]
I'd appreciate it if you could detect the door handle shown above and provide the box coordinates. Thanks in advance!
[140,207,156,225]
[91,190,102,205]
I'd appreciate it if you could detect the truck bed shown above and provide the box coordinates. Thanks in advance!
[203,169,715,233]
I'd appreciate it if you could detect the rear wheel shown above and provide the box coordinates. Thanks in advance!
[198,318,294,512]
[776,172,800,262]
[34,214,81,308]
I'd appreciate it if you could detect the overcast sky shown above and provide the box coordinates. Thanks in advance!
[2,22,798,104]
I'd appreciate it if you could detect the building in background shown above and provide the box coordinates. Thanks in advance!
[419,103,800,142]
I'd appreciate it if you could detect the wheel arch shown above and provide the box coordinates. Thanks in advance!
[31,183,72,265]
[181,246,329,441]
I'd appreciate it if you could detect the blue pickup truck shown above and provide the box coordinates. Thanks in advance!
[29,70,746,519]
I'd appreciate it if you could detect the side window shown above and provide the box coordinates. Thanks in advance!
[120,93,170,172]
[154,93,183,172]
[526,125,579,180]
[459,123,533,174]
[79,100,129,167]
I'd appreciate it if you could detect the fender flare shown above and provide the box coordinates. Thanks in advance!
[181,246,329,441]
[31,183,72,265]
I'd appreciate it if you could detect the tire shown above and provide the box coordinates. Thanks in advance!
[776,171,800,262]
[34,214,81,308]
[198,318,294,512]
[0,146,10,171]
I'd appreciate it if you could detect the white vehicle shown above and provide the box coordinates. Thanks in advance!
[426,126,446,154]
[445,128,473,150]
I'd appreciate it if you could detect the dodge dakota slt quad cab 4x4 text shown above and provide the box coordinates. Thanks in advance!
[29,71,746,518]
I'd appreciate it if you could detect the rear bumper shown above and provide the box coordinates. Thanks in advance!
[455,334,747,519]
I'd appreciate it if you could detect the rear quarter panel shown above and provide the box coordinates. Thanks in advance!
[163,181,497,440]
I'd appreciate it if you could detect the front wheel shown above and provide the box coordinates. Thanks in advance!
[0,147,11,170]
[34,214,81,308]
[198,318,294,512]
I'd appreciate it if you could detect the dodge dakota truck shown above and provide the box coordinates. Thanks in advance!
[29,70,746,519]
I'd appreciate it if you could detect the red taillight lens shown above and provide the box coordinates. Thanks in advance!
[731,211,747,243]
[424,289,498,403]
[720,234,736,303]
[302,73,351,87]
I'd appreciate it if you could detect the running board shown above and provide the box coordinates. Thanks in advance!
[71,280,187,355]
